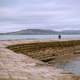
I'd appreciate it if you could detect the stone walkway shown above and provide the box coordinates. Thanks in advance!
[0,40,77,80]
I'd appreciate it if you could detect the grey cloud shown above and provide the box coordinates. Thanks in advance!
[0,0,80,32]
[0,0,18,7]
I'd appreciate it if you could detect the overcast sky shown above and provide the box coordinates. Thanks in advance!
[0,0,80,32]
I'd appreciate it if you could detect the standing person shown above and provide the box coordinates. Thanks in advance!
[58,34,61,39]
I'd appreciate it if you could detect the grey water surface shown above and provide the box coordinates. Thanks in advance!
[61,55,80,76]
[0,35,80,40]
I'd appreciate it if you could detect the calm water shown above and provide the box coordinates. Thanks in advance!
[0,35,80,40]
[60,56,80,76]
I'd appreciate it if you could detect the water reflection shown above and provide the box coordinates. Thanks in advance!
[57,55,80,76]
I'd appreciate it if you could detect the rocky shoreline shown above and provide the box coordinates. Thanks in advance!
[0,40,80,80]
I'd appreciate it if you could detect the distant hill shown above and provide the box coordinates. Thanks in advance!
[3,29,58,35]
[1,29,80,35]
[61,30,80,34]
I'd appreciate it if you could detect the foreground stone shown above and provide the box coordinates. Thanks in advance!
[0,40,79,80]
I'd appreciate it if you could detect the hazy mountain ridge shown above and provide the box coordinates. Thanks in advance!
[61,30,80,34]
[0,29,80,35]
[1,29,58,35]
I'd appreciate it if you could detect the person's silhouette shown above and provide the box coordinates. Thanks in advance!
[58,34,61,39]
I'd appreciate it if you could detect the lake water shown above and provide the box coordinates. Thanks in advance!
[0,35,80,40]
